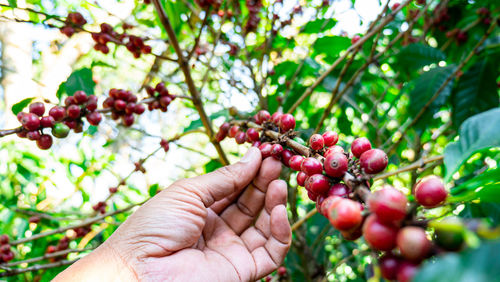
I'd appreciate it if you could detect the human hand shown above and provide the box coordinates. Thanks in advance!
[56,147,291,281]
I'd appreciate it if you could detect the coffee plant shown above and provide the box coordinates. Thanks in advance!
[0,0,499,280]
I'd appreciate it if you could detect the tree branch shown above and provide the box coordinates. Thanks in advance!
[152,0,229,165]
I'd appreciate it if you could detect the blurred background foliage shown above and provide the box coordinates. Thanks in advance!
[0,0,499,280]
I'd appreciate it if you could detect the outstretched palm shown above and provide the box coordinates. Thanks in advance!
[105,148,291,281]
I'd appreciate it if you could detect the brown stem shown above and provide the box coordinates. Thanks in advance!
[0,259,77,277]
[187,6,211,61]
[152,0,229,165]
[11,200,146,246]
[374,155,444,181]
[4,247,95,267]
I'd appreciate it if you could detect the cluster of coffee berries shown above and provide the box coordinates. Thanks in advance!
[264,265,287,281]
[245,0,262,33]
[92,201,107,214]
[16,92,100,149]
[160,138,170,153]
[103,88,145,126]
[0,235,13,263]
[144,83,176,112]
[476,7,492,25]
[60,12,87,37]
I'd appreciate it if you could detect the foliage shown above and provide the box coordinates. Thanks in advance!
[0,0,498,281]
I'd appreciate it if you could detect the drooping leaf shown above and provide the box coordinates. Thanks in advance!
[444,108,500,181]
[302,18,337,34]
[415,241,500,282]
[11,97,35,115]
[396,43,446,71]
[65,68,96,96]
[451,59,499,127]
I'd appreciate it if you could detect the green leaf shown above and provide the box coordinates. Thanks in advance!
[313,36,351,56]
[204,159,222,173]
[65,68,96,96]
[409,65,456,121]
[302,18,337,34]
[7,0,17,8]
[451,59,499,127]
[444,108,500,181]
[91,61,116,69]
[396,43,446,71]
[415,241,500,282]
[449,183,500,203]
[56,82,66,101]
[450,167,500,196]
[11,97,35,115]
[184,110,228,133]
[149,184,159,197]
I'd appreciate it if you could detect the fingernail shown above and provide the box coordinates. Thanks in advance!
[241,147,259,163]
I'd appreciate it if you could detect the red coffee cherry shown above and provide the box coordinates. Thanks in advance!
[271,112,283,124]
[125,103,136,115]
[86,101,98,112]
[60,26,75,37]
[270,144,284,159]
[259,143,272,158]
[114,99,127,111]
[160,139,169,152]
[219,122,231,133]
[246,128,260,142]
[40,116,56,128]
[397,226,431,262]
[279,114,296,132]
[328,198,362,230]
[327,183,350,198]
[340,224,363,241]
[359,149,388,174]
[65,96,76,106]
[277,266,287,276]
[73,91,88,104]
[351,137,372,158]
[305,174,330,195]
[0,235,9,244]
[252,141,261,147]
[258,110,271,123]
[321,195,342,216]
[296,171,308,186]
[379,254,400,280]
[397,261,419,282]
[362,214,398,251]
[414,176,447,208]
[368,187,407,223]
[234,131,246,144]
[289,155,304,171]
[324,145,344,157]
[21,113,41,131]
[27,131,41,141]
[134,104,146,114]
[66,105,81,119]
[324,152,348,178]
[351,34,361,44]
[17,131,27,138]
[122,114,135,127]
[29,102,45,116]
[307,190,318,201]
[281,149,293,167]
[109,187,118,193]
[46,245,57,254]
[215,130,227,142]
[228,125,240,138]
[322,131,339,147]
[392,3,400,10]
[309,134,325,150]
[300,157,323,176]
[86,112,102,126]
[36,134,53,150]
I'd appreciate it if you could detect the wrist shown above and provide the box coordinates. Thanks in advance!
[54,242,138,282]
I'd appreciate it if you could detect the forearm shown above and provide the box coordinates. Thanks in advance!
[54,243,137,282]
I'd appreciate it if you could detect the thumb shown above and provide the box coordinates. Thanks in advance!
[174,147,262,207]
